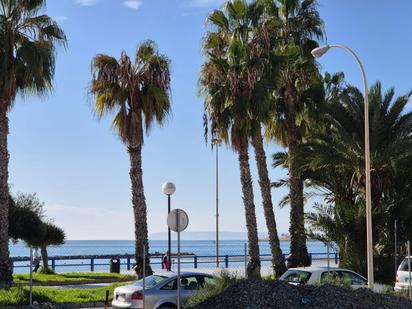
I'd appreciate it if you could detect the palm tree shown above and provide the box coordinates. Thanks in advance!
[90,41,171,278]
[202,0,289,277]
[247,0,290,276]
[201,0,264,278]
[301,81,412,282]
[0,0,66,288]
[265,0,324,268]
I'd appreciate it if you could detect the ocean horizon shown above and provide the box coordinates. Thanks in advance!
[9,239,332,258]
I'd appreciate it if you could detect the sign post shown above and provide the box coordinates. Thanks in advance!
[29,247,33,306]
[167,209,189,309]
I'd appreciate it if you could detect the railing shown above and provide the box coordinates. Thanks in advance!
[10,252,339,273]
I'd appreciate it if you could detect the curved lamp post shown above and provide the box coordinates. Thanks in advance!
[162,182,176,271]
[311,44,374,289]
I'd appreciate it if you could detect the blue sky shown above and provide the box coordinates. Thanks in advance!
[8,0,412,239]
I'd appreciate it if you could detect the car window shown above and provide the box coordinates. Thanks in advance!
[338,271,366,286]
[320,271,339,283]
[282,270,312,283]
[133,275,168,289]
[181,276,199,290]
[204,276,215,287]
[399,258,412,271]
[160,276,205,290]
[161,279,177,290]
[196,275,214,288]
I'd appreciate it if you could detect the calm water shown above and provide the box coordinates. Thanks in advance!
[10,239,330,257]
[9,240,334,274]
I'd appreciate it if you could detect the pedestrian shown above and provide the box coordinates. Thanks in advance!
[32,247,41,273]
[162,252,170,271]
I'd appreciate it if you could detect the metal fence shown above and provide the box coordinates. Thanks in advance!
[11,251,339,274]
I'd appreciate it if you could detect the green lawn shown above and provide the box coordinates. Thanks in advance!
[0,282,131,305]
[13,272,136,285]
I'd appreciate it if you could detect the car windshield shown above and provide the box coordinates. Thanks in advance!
[399,258,412,271]
[282,270,312,283]
[133,275,168,289]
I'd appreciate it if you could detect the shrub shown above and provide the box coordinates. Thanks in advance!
[185,271,243,308]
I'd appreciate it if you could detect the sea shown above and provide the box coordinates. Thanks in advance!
[9,240,334,274]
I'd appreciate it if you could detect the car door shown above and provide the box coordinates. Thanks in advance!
[156,275,204,307]
[155,277,178,306]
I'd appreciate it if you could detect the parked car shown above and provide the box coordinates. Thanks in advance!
[395,256,412,292]
[112,271,213,309]
[280,266,384,292]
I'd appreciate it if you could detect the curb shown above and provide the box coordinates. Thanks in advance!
[12,278,133,287]
[0,302,106,309]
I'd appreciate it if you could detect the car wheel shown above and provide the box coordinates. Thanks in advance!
[158,304,177,309]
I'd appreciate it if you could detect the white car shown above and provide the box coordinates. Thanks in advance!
[395,256,412,292]
[112,271,213,309]
[280,266,383,291]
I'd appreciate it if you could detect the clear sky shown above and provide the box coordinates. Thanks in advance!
[8,0,412,240]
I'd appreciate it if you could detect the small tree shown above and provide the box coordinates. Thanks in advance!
[28,222,65,274]
[14,193,65,274]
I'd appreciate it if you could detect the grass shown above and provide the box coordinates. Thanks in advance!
[0,282,131,305]
[13,272,136,285]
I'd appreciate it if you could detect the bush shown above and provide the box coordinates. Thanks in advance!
[262,274,277,281]
[185,271,243,308]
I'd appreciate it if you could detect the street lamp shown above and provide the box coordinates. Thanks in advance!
[311,44,374,289]
[162,182,176,271]
[212,138,221,267]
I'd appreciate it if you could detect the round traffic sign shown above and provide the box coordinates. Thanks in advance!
[167,209,189,232]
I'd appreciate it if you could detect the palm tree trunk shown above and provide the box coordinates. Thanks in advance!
[40,242,49,273]
[286,86,310,268]
[129,143,152,279]
[0,108,11,288]
[238,142,261,278]
[252,127,286,276]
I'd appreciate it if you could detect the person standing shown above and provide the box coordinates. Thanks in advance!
[32,247,41,273]
[162,252,170,271]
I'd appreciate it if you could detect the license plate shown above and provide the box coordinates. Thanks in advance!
[117,294,126,302]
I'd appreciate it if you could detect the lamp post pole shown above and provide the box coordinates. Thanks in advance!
[162,182,176,272]
[311,44,374,289]
[168,194,171,271]
[213,138,220,267]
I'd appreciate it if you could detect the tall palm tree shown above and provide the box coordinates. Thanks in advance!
[202,0,286,277]
[90,41,171,278]
[265,0,324,268]
[201,0,263,278]
[0,0,66,288]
